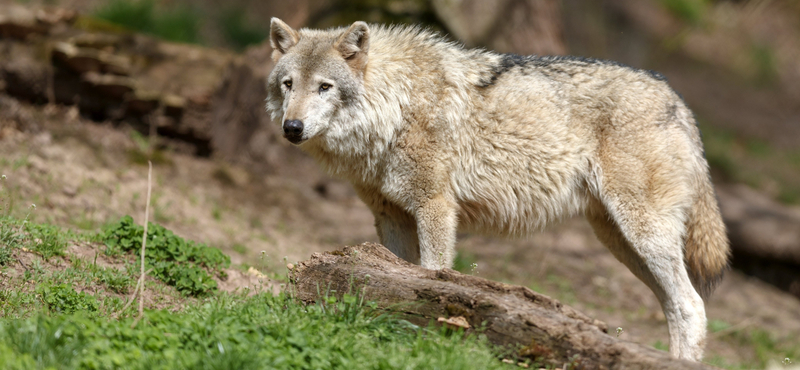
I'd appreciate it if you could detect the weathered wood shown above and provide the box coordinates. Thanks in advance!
[291,243,717,370]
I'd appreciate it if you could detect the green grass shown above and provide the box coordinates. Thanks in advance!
[452,250,477,274]
[0,291,512,370]
[0,259,132,319]
[25,223,69,260]
[0,216,69,260]
[705,326,800,369]
[71,257,134,294]
[0,217,135,319]
[0,222,20,261]
[0,246,10,266]
[0,215,516,369]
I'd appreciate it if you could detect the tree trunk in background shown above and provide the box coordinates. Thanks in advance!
[291,243,716,370]
[432,0,565,55]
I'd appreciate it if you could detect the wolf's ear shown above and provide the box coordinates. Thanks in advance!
[270,18,299,60]
[334,21,370,73]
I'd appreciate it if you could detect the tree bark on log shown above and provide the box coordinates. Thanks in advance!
[291,243,717,370]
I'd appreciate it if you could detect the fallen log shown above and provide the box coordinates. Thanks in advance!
[291,243,716,370]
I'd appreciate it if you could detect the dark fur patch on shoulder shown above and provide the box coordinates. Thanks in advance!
[477,54,669,87]
[477,54,533,87]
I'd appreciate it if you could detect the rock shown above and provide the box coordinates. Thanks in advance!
[81,72,135,99]
[52,42,132,75]
[0,5,47,39]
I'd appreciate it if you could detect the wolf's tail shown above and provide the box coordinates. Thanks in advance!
[684,173,730,301]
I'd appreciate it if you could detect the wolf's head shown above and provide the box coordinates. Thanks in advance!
[266,18,369,145]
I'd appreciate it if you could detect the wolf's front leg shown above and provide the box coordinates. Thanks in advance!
[415,195,458,270]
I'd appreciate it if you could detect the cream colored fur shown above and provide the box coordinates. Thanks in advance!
[266,18,730,361]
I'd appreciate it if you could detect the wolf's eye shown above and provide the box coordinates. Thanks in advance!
[319,83,332,92]
[283,80,292,89]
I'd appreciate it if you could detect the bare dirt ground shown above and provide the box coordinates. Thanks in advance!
[0,95,375,270]
[2,94,800,367]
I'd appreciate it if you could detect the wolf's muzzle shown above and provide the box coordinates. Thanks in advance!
[283,119,304,144]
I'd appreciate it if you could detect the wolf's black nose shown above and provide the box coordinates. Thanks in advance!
[283,119,304,137]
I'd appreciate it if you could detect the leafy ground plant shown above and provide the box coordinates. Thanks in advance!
[35,283,98,315]
[101,216,229,296]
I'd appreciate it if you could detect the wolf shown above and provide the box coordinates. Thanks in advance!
[265,18,730,361]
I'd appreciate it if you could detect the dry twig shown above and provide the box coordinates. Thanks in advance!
[119,161,152,327]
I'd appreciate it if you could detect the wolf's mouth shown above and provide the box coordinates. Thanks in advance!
[284,133,306,145]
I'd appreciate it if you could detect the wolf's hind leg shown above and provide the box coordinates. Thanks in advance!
[374,203,421,264]
[586,197,707,361]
